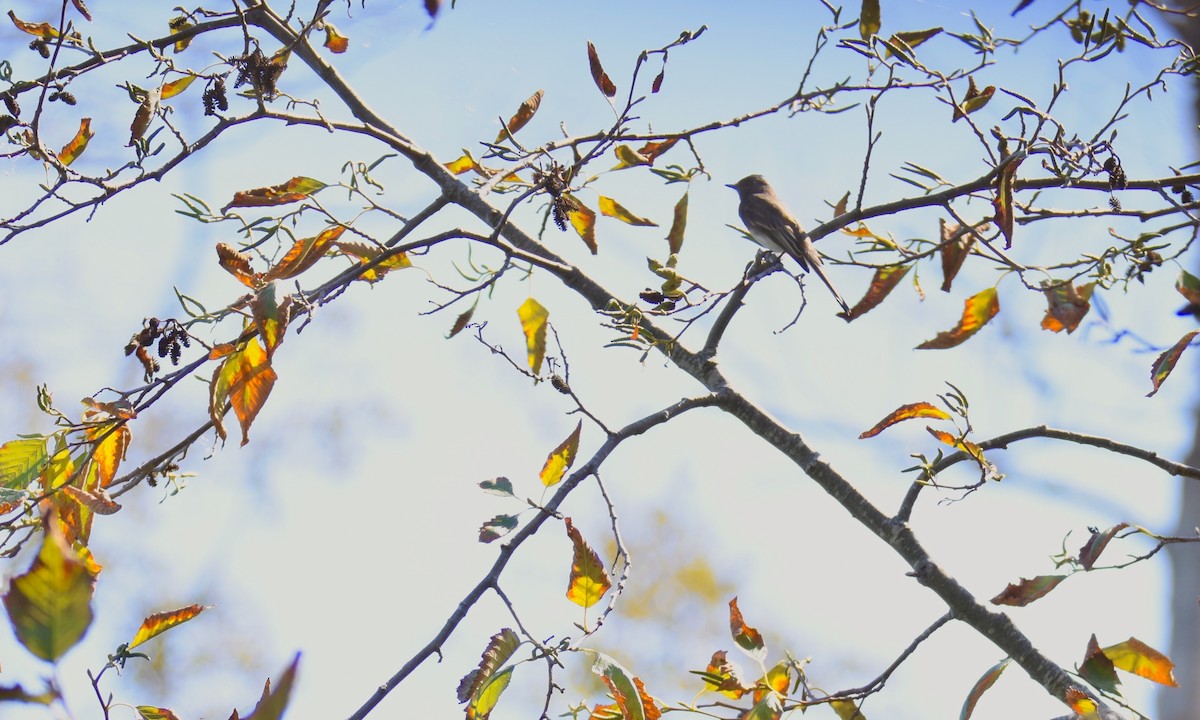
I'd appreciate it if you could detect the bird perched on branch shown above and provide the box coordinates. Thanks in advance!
[727,174,850,317]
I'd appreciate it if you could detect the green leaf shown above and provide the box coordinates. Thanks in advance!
[3,523,96,662]
[859,0,881,40]
[0,437,48,489]
[467,666,513,720]
[959,658,1009,720]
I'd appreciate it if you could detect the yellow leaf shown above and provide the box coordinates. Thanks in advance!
[7,10,79,42]
[2,517,95,662]
[467,666,512,720]
[539,420,581,487]
[831,699,866,720]
[1102,637,1178,687]
[667,191,688,255]
[859,401,950,439]
[59,118,93,166]
[598,196,657,226]
[565,518,611,608]
[333,239,411,283]
[129,604,208,648]
[517,297,549,375]
[565,194,598,254]
[85,422,130,488]
[916,287,1000,349]
[168,16,193,53]
[445,150,479,175]
[161,74,197,99]
[859,0,881,40]
[612,144,650,170]
[209,337,277,446]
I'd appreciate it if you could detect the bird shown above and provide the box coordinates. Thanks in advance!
[726,174,850,316]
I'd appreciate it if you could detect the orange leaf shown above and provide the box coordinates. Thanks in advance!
[843,264,910,320]
[209,337,277,446]
[637,138,677,164]
[1041,281,1095,334]
[859,401,951,439]
[1102,637,1178,686]
[939,219,979,293]
[495,89,543,143]
[916,287,1000,349]
[59,118,93,166]
[7,10,75,40]
[565,195,598,254]
[540,420,581,487]
[263,225,345,281]
[990,574,1067,606]
[1063,688,1099,717]
[587,41,617,98]
[85,421,131,488]
[161,74,197,100]
[728,597,765,660]
[564,517,611,608]
[129,604,208,648]
[992,155,1023,249]
[323,23,349,53]
[59,484,120,515]
[598,196,657,227]
[667,191,688,255]
[216,243,260,287]
[517,297,549,375]
[1147,330,1198,397]
[221,176,326,213]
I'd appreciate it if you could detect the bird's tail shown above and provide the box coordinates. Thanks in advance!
[811,262,851,319]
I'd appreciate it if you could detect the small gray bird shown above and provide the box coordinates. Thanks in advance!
[727,174,850,316]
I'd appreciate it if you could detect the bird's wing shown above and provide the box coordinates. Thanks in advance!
[754,192,814,272]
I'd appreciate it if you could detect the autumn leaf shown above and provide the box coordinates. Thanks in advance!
[334,239,412,282]
[916,287,1000,349]
[1041,280,1095,334]
[843,264,910,320]
[1077,635,1121,695]
[1063,688,1099,717]
[517,297,549,375]
[323,23,349,53]
[495,89,543,143]
[697,650,748,698]
[591,653,648,720]
[954,76,996,121]
[638,138,677,164]
[859,401,951,439]
[885,27,943,58]
[263,225,345,281]
[992,155,1023,248]
[565,194,598,254]
[8,10,78,41]
[599,196,657,226]
[446,150,480,175]
[927,428,999,479]
[59,485,120,516]
[939,219,978,292]
[667,191,689,255]
[990,574,1067,606]
[168,16,193,53]
[3,517,95,662]
[216,243,260,288]
[239,653,300,720]
[859,0,881,39]
[959,658,1009,720]
[59,118,93,166]
[457,628,520,704]
[209,336,277,446]
[829,699,865,720]
[161,74,197,100]
[137,708,182,720]
[587,41,617,98]
[129,89,160,146]
[758,661,790,702]
[478,514,518,543]
[565,517,611,609]
[466,667,512,720]
[1079,523,1130,570]
[728,597,766,661]
[1102,637,1178,686]
[1147,330,1198,397]
[447,302,477,339]
[1176,269,1200,305]
[611,144,651,170]
[85,421,130,488]
[70,0,91,21]
[478,477,514,496]
[540,420,582,487]
[222,177,327,214]
[251,282,288,359]
[129,604,208,648]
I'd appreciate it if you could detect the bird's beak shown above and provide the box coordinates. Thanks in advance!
[725,183,736,190]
